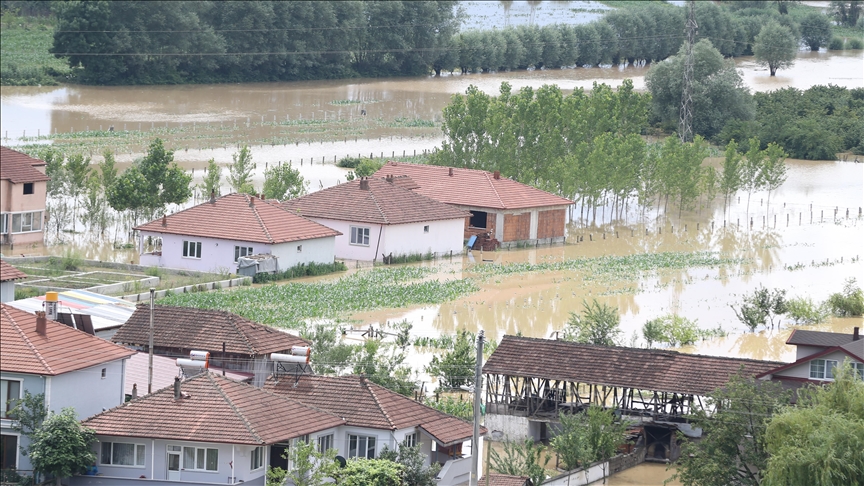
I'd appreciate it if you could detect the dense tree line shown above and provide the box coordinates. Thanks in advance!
[45,1,860,85]
[51,1,459,84]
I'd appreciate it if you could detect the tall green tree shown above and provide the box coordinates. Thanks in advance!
[352,339,415,397]
[720,140,743,218]
[64,153,91,232]
[672,374,789,486]
[763,363,864,486]
[379,439,442,486]
[799,12,833,51]
[199,158,222,199]
[99,150,117,192]
[26,408,97,486]
[552,406,627,471]
[262,162,306,201]
[742,137,766,219]
[228,145,256,194]
[760,142,787,220]
[753,21,798,76]
[424,329,476,390]
[562,299,621,346]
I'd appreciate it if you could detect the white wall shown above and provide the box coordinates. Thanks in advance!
[140,232,267,274]
[381,219,465,259]
[795,345,825,360]
[270,236,335,268]
[0,280,14,303]
[50,359,126,420]
[484,413,531,442]
[303,218,383,261]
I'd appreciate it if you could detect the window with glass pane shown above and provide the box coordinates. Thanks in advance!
[183,241,202,258]
[350,226,370,246]
[101,442,112,465]
[196,448,205,469]
[826,360,838,379]
[100,442,144,466]
[234,246,253,262]
[405,433,417,448]
[205,449,218,471]
[348,435,376,459]
[317,434,333,453]
[1,380,21,418]
[184,447,195,469]
[810,359,826,379]
[1,213,7,234]
[251,446,264,470]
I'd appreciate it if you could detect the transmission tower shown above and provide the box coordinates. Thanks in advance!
[678,0,697,143]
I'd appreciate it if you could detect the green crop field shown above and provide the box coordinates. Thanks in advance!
[0,16,72,86]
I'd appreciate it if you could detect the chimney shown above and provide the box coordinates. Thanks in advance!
[209,190,216,203]
[249,195,255,206]
[36,311,47,336]
[359,178,369,190]
[449,167,454,177]
[386,174,394,183]
[131,383,138,399]
[493,170,500,180]
[161,215,167,227]
[854,327,860,341]
[174,377,181,400]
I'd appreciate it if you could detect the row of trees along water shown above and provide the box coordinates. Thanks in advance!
[430,79,789,222]
[32,140,307,240]
[45,1,863,84]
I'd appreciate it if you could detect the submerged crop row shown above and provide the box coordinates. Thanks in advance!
[158,266,478,328]
[468,251,749,283]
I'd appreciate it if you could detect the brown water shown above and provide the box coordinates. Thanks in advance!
[587,463,680,486]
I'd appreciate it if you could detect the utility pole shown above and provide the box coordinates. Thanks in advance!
[679,0,697,143]
[148,288,155,394]
[470,330,485,486]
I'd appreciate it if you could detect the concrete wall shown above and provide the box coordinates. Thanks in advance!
[50,359,126,419]
[300,217,383,261]
[1,372,45,471]
[139,233,270,274]
[484,413,531,442]
[270,236,335,268]
[542,447,646,486]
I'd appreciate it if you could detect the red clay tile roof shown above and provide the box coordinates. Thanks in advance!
[479,474,530,486]
[484,336,783,397]
[786,329,857,348]
[0,146,50,183]
[134,193,340,244]
[84,373,344,445]
[281,178,470,225]
[112,305,308,356]
[264,375,480,446]
[1,259,27,281]
[0,304,135,376]
[373,162,572,210]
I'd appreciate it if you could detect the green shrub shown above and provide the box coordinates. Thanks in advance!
[337,156,363,168]
[848,38,863,49]
[828,37,845,50]
[354,158,383,177]
[252,261,347,283]
[825,278,864,317]
[47,249,83,271]
[144,266,162,277]
[14,286,42,300]
[785,297,830,325]
[642,314,703,347]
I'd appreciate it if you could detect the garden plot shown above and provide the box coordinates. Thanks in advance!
[20,270,158,294]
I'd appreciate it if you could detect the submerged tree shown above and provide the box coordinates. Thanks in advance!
[760,142,788,221]
[732,285,788,331]
[424,328,476,390]
[799,12,833,51]
[562,299,622,346]
[719,140,743,218]
[228,145,256,194]
[753,21,798,76]
[199,158,222,198]
[262,162,307,201]
[489,438,550,486]
[551,406,627,471]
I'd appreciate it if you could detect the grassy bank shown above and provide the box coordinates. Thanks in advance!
[0,15,71,86]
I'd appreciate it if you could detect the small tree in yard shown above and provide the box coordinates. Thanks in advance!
[334,458,404,486]
[262,162,307,201]
[267,440,338,486]
[26,408,97,486]
[552,406,627,472]
[489,438,550,486]
[379,438,441,486]
[753,21,798,76]
[562,299,621,346]
[228,145,256,194]
[732,285,788,331]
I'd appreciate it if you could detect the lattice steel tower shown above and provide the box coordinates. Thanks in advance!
[678,0,697,143]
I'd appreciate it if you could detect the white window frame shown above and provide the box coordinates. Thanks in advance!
[250,446,265,471]
[100,441,146,468]
[234,246,253,262]
[181,445,218,472]
[349,226,370,246]
[348,434,376,459]
[317,434,334,454]
[1,213,8,235]
[1,378,22,419]
[9,210,43,234]
[854,362,864,380]
[182,240,202,259]
[809,359,839,380]
[404,432,418,448]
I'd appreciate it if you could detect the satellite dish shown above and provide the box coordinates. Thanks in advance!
[335,456,347,468]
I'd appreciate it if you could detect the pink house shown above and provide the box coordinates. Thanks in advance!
[1,147,50,247]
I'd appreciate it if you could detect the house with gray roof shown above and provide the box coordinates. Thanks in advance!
[757,327,864,390]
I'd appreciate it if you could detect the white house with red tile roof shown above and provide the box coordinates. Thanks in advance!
[281,177,470,261]
[1,147,50,247]
[135,193,340,273]
[72,373,345,486]
[1,304,135,473]
[264,374,484,486]
[0,258,27,303]
[374,162,573,248]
